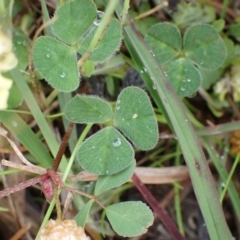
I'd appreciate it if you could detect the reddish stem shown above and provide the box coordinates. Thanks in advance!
[0,174,48,198]
[131,173,186,240]
[51,122,75,171]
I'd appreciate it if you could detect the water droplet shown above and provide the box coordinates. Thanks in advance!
[186,119,188,122]
[187,79,191,82]
[12,121,18,127]
[132,113,138,119]
[150,75,154,80]
[221,182,226,187]
[203,51,207,55]
[46,54,50,58]
[60,72,65,78]
[116,106,120,110]
[127,123,130,126]
[200,60,204,65]
[99,158,102,162]
[106,170,109,174]
[153,84,157,90]
[181,87,185,91]
[92,146,95,149]
[143,67,147,72]
[117,100,121,104]
[140,70,144,73]
[113,138,121,147]
[164,71,168,77]
[17,40,21,45]
[94,10,104,26]
[122,118,124,121]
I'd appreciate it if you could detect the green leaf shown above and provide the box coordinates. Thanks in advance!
[172,2,216,28]
[162,58,201,96]
[144,22,181,64]
[75,199,94,227]
[52,0,97,45]
[64,95,113,123]
[94,160,135,196]
[77,126,134,175]
[78,18,122,63]
[184,24,226,70]
[200,68,223,90]
[82,59,95,77]
[114,87,158,150]
[12,28,29,71]
[32,36,79,92]
[212,19,225,32]
[7,83,23,108]
[0,111,53,167]
[228,23,240,42]
[106,201,153,237]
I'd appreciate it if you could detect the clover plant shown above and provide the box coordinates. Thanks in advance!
[145,23,226,96]
[0,0,235,239]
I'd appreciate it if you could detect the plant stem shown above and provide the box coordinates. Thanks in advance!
[131,173,186,240]
[51,122,75,171]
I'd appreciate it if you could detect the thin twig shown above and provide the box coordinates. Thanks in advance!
[1,160,189,184]
[0,128,35,167]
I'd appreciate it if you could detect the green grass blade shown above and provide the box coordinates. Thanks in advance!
[0,111,52,167]
[114,2,232,239]
[10,67,69,172]
[203,138,240,222]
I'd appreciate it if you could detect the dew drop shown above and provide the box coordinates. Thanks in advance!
[200,60,204,65]
[122,118,125,121]
[143,67,148,72]
[117,100,121,104]
[92,146,95,149]
[99,158,102,162]
[12,121,18,127]
[187,79,191,82]
[181,87,185,91]
[132,113,138,119]
[113,138,121,147]
[153,84,157,90]
[60,72,65,78]
[221,182,226,187]
[17,40,21,45]
[164,71,168,77]
[185,119,188,122]
[46,54,50,58]
[140,70,144,73]
[127,123,130,126]
[116,106,120,110]
[106,170,109,174]
[94,10,104,26]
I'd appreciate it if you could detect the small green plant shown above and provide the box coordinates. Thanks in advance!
[144,22,226,96]
[1,0,239,239]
